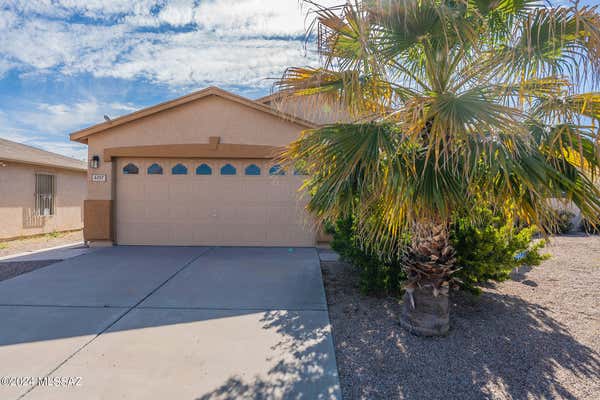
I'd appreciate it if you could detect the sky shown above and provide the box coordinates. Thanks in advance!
[0,0,596,161]
[0,0,341,160]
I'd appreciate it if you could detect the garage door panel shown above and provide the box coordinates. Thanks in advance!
[116,158,316,246]
[118,223,170,245]
[266,226,314,246]
[217,206,267,224]
[168,182,197,197]
[216,224,268,244]
[118,201,146,221]
[144,204,172,222]
[170,223,201,245]
[192,226,219,243]
[167,205,195,221]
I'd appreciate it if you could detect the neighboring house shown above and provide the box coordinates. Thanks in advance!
[257,91,353,125]
[71,86,338,247]
[0,138,87,240]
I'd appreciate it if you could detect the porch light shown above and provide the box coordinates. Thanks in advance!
[90,155,100,169]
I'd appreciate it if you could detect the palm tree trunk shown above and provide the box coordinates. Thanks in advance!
[400,286,450,336]
[400,222,455,336]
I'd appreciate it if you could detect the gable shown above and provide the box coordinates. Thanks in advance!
[84,94,312,154]
[71,87,315,145]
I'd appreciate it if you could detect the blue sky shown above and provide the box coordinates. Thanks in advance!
[0,0,338,159]
[0,0,596,160]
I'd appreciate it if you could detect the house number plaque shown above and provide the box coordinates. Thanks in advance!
[91,174,107,182]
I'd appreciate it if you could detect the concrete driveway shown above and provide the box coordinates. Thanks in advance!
[0,246,340,400]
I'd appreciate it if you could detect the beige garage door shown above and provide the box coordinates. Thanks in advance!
[115,158,316,246]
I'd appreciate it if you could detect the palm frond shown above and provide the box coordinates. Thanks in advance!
[533,92,600,122]
[276,0,600,257]
[493,4,600,87]
[276,66,393,116]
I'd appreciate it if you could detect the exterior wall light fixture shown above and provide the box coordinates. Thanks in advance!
[90,155,100,169]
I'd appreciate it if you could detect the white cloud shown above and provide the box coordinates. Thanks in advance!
[157,0,196,27]
[82,32,316,87]
[0,1,341,87]
[18,100,139,134]
[1,100,137,159]
[2,0,158,19]
[34,140,88,160]
[0,58,17,78]
[0,1,347,159]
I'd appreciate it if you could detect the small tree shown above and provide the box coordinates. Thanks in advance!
[278,0,600,335]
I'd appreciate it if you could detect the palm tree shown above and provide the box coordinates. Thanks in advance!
[276,0,600,335]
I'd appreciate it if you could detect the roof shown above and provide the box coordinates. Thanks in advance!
[0,138,87,172]
[255,91,292,104]
[70,86,318,144]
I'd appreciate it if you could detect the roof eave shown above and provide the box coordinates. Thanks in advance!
[0,157,87,172]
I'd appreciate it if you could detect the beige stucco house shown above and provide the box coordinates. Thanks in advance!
[0,138,87,240]
[71,86,343,247]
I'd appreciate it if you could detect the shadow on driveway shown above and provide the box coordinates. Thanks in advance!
[0,246,341,399]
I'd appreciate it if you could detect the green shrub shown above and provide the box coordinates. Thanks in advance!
[329,216,406,296]
[329,205,549,296]
[451,206,549,294]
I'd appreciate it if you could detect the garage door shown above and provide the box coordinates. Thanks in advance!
[115,158,316,246]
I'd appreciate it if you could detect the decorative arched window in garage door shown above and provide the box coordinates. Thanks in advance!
[172,163,188,175]
[269,165,285,175]
[147,163,163,175]
[245,164,261,175]
[220,164,237,175]
[196,164,212,175]
[123,163,139,174]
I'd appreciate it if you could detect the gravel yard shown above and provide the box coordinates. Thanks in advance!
[0,230,83,282]
[0,230,83,258]
[0,260,59,282]
[322,235,600,399]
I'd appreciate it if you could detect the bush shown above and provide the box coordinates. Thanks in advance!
[451,206,549,294]
[329,205,549,297]
[329,216,406,296]
[553,209,575,234]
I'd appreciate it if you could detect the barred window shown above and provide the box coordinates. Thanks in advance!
[35,174,55,216]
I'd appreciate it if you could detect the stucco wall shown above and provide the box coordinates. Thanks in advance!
[265,94,353,126]
[86,94,311,201]
[0,162,86,239]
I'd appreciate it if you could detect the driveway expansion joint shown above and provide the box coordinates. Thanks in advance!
[16,247,213,400]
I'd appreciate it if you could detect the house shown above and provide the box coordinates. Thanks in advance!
[0,138,87,240]
[71,86,340,247]
[257,91,353,125]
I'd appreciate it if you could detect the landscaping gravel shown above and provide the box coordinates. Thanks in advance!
[321,235,600,399]
[0,230,83,258]
[0,260,60,282]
